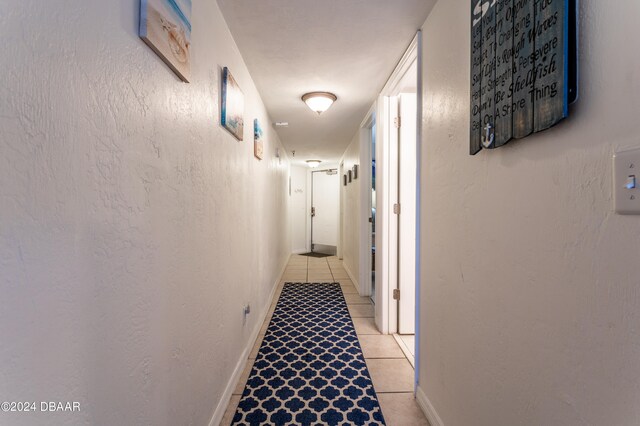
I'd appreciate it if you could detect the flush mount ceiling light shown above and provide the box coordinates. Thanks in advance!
[302,92,337,114]
[306,160,322,168]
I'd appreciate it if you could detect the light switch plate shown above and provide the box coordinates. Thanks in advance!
[614,148,640,214]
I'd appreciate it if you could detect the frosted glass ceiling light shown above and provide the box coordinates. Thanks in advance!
[302,92,337,114]
[306,160,322,168]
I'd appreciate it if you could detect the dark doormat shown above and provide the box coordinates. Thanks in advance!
[299,252,332,258]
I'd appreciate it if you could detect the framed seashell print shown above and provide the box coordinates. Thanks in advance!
[221,67,245,141]
[139,0,191,82]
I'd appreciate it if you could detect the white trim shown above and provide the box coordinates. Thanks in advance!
[305,167,313,253]
[374,96,389,334]
[338,160,344,259]
[386,95,399,335]
[380,37,419,97]
[414,28,424,391]
[207,258,288,426]
[375,34,420,338]
[358,106,376,298]
[360,103,377,129]
[416,386,444,426]
[392,333,415,368]
[397,93,417,335]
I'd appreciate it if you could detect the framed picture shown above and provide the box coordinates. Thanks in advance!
[469,0,577,154]
[352,164,359,179]
[221,67,245,140]
[254,119,264,160]
[348,170,352,183]
[139,0,191,82]
[343,174,347,186]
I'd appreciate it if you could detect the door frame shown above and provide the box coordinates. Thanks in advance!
[397,92,418,335]
[308,166,339,254]
[338,161,345,259]
[357,108,376,297]
[375,30,422,391]
[375,33,421,338]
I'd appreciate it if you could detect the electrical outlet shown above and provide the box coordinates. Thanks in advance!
[242,304,251,325]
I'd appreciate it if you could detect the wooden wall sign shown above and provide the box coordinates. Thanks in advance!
[470,0,577,155]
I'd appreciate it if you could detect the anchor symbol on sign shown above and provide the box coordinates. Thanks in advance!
[482,123,495,149]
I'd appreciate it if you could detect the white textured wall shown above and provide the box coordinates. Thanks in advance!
[419,1,640,425]
[341,134,362,290]
[0,1,290,425]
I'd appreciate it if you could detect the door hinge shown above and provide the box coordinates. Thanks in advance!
[394,117,401,128]
[393,203,401,214]
[393,289,400,300]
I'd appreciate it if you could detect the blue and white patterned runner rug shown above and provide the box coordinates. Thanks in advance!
[232,282,386,425]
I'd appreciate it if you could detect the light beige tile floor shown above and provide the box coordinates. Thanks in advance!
[378,393,431,426]
[348,303,375,318]
[352,317,382,335]
[344,293,372,304]
[220,254,430,425]
[359,335,406,359]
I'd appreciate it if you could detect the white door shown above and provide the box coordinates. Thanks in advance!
[311,170,339,254]
[398,93,417,334]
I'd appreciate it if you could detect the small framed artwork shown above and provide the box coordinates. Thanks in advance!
[139,0,192,82]
[343,174,347,186]
[348,170,352,183]
[221,67,245,140]
[253,119,264,160]
[352,164,359,179]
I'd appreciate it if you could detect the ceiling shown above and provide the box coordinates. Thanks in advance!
[217,0,436,166]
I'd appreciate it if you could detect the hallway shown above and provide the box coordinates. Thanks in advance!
[2,0,639,425]
[220,255,429,425]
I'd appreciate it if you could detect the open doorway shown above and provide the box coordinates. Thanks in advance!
[368,117,377,304]
[374,33,421,369]
[392,92,417,365]
[310,168,339,255]
[386,90,418,367]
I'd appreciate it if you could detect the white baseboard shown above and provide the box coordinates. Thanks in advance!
[207,258,288,426]
[416,386,444,426]
[292,248,307,254]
